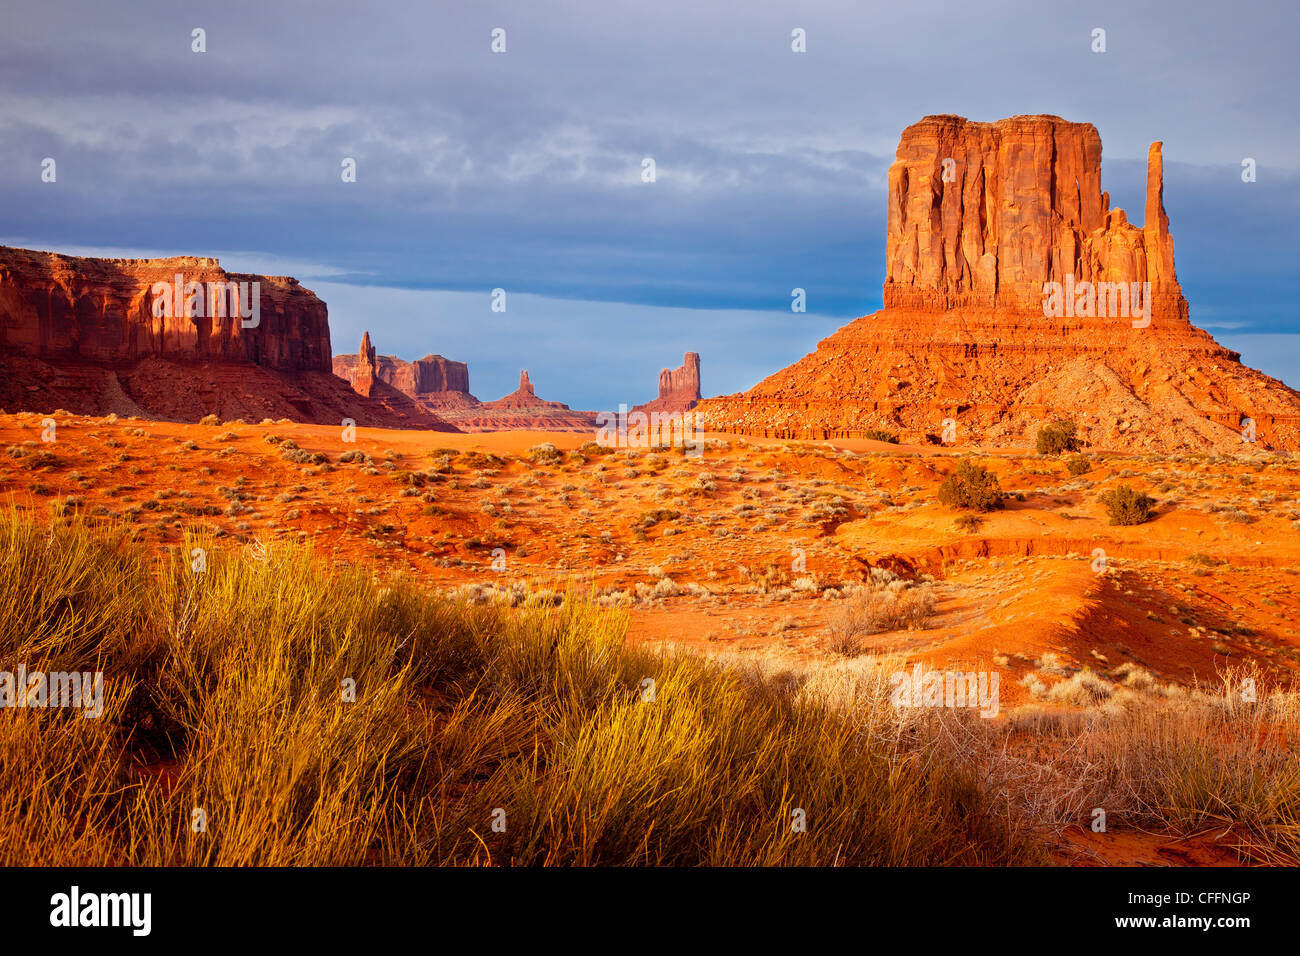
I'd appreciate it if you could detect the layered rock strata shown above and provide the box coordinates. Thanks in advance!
[697,115,1300,452]
[633,352,701,414]
[0,246,455,428]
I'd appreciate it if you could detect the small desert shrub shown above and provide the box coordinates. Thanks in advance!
[1036,420,1080,455]
[198,413,222,427]
[864,429,899,444]
[1098,484,1154,526]
[826,585,936,650]
[1065,455,1090,476]
[953,513,983,533]
[937,461,1004,512]
[640,508,680,527]
[1045,669,1114,707]
[527,443,562,464]
[281,447,328,466]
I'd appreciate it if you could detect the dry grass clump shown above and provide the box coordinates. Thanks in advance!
[1010,667,1300,862]
[526,442,562,464]
[825,571,936,655]
[0,507,1035,866]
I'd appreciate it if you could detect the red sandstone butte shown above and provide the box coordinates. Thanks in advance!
[697,114,1300,453]
[0,246,457,428]
[633,352,701,414]
[334,334,598,431]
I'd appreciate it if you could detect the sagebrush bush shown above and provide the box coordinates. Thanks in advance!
[864,429,899,444]
[1098,484,1155,525]
[937,461,1004,511]
[526,443,561,464]
[1065,454,1090,476]
[1036,420,1080,455]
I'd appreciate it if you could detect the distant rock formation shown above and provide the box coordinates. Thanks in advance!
[0,246,456,428]
[633,352,701,414]
[352,330,379,397]
[335,347,473,402]
[334,337,598,431]
[697,114,1300,452]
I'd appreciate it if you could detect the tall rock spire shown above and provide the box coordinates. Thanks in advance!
[1144,141,1178,293]
[354,330,378,397]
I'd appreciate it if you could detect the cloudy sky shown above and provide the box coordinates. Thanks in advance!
[2,0,1297,407]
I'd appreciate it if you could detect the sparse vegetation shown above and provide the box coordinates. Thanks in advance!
[1036,420,1080,455]
[937,461,1004,511]
[1098,484,1155,525]
[527,443,562,464]
[0,509,1040,866]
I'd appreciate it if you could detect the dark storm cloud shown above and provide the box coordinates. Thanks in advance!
[1,0,1297,402]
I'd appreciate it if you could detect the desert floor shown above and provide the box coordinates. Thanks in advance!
[4,409,1298,865]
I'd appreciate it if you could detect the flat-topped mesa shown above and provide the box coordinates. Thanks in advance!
[406,354,470,395]
[883,114,1186,322]
[0,245,460,427]
[633,352,702,414]
[0,245,332,371]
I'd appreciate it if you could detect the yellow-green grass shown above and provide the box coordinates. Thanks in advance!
[0,507,1039,865]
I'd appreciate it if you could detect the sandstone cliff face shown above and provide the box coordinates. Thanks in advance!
[633,352,701,414]
[0,245,333,371]
[0,247,457,429]
[698,115,1300,453]
[883,115,1184,321]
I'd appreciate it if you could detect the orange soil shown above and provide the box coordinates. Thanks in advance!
[5,410,1299,864]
